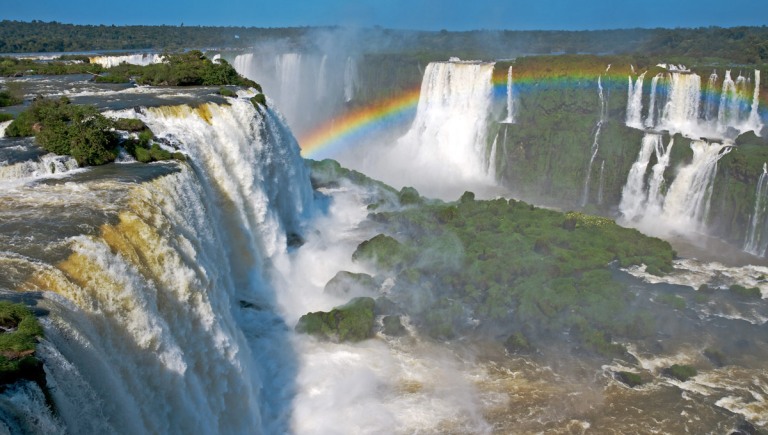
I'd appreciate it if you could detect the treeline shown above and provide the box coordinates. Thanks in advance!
[0,20,308,52]
[1,20,767,65]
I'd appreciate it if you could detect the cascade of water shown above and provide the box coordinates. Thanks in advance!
[89,53,164,68]
[704,71,719,122]
[747,70,764,135]
[645,74,663,128]
[503,66,515,123]
[344,57,359,103]
[392,61,496,188]
[744,163,768,256]
[580,76,606,207]
[626,72,646,128]
[717,70,737,131]
[317,55,328,100]
[0,154,79,182]
[660,140,731,231]
[17,99,313,433]
[646,136,675,214]
[488,132,499,179]
[619,133,660,220]
[661,72,701,133]
[597,160,605,205]
[276,53,303,121]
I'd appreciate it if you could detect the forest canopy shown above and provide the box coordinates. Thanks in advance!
[1,20,768,64]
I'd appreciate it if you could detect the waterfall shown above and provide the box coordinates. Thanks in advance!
[703,71,719,123]
[89,53,165,68]
[317,55,328,100]
[580,76,606,207]
[645,74,663,128]
[626,72,646,128]
[620,135,728,234]
[233,53,257,82]
[275,53,304,123]
[343,57,359,103]
[646,136,675,214]
[619,133,660,220]
[5,99,313,433]
[744,163,768,256]
[661,72,701,133]
[597,160,605,205]
[503,66,515,123]
[393,61,496,186]
[488,132,499,179]
[747,70,763,135]
[661,140,730,231]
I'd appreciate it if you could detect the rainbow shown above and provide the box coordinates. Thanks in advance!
[300,66,766,158]
[299,87,421,159]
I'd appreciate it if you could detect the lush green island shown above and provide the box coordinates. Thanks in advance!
[298,159,676,358]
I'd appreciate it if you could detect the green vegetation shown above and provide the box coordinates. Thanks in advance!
[347,187,674,354]
[295,297,376,342]
[663,364,697,381]
[0,82,22,107]
[5,97,182,166]
[93,51,260,88]
[615,371,645,387]
[0,302,44,386]
[0,55,104,76]
[5,96,120,165]
[218,87,237,97]
[0,113,13,122]
[249,93,266,109]
[729,284,762,299]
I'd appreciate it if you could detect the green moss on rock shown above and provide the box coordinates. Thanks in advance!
[324,271,377,297]
[616,371,645,387]
[295,297,376,342]
[663,364,697,381]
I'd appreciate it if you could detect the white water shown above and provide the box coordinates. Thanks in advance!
[629,67,763,140]
[619,134,660,220]
[704,71,719,122]
[0,120,11,137]
[580,76,606,207]
[661,72,701,134]
[744,163,768,256]
[343,56,359,103]
[620,135,728,235]
[0,154,80,182]
[597,160,605,205]
[660,141,730,232]
[89,53,165,68]
[231,52,346,135]
[502,66,515,123]
[354,61,498,199]
[645,74,663,128]
[626,72,646,128]
[9,99,314,433]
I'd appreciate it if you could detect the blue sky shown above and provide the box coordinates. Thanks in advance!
[6,0,768,30]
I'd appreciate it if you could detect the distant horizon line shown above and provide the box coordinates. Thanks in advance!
[3,19,767,34]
